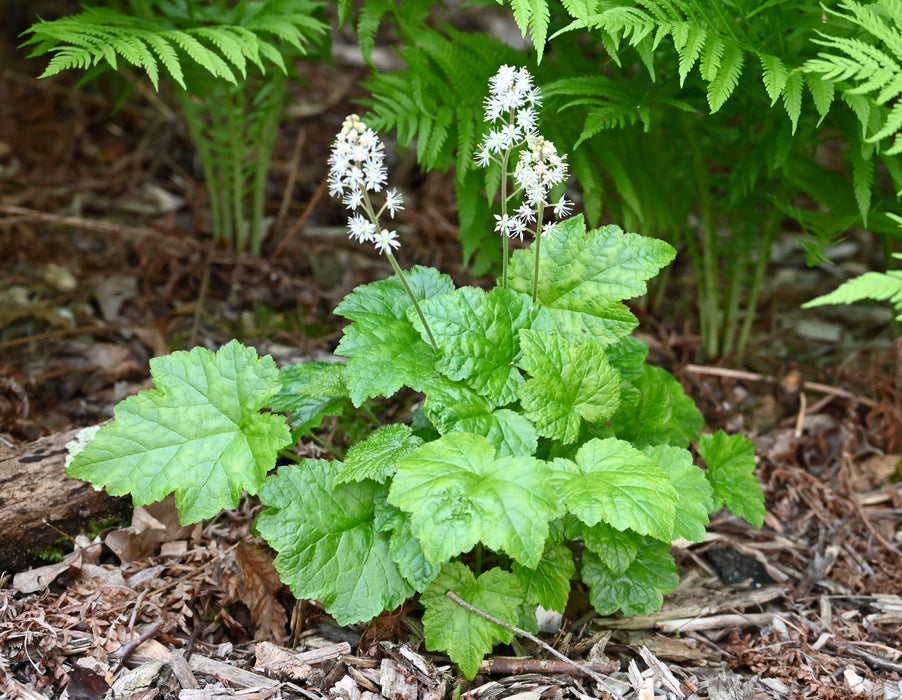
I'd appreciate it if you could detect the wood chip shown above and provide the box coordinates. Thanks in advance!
[188,655,279,689]
[380,657,418,700]
[253,640,351,682]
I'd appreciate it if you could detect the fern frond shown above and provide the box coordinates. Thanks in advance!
[677,24,706,86]
[805,73,835,122]
[851,138,875,225]
[782,70,804,132]
[510,0,551,60]
[21,2,326,91]
[707,40,743,112]
[802,270,902,317]
[699,33,725,82]
[758,52,788,105]
[805,0,902,150]
[870,98,902,141]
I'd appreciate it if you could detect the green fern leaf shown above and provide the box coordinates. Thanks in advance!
[561,0,592,23]
[885,133,902,155]
[193,27,248,79]
[803,270,902,318]
[707,41,743,112]
[842,91,873,132]
[511,0,551,59]
[870,98,902,141]
[851,140,875,225]
[677,24,706,86]
[875,71,902,103]
[782,70,804,133]
[336,0,353,24]
[699,33,725,83]
[170,31,237,83]
[758,53,788,105]
[257,41,287,72]
[143,33,185,89]
[805,73,835,123]
[355,0,393,64]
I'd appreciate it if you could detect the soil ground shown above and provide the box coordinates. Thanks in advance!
[1,16,901,700]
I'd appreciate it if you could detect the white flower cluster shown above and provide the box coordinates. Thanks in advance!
[475,66,571,239]
[515,135,571,214]
[328,114,403,255]
[475,65,540,167]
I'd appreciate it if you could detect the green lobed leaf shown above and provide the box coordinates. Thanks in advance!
[611,365,704,448]
[67,340,291,524]
[256,460,414,625]
[508,217,675,332]
[267,361,348,434]
[551,437,676,542]
[511,543,576,612]
[421,562,522,679]
[374,495,441,591]
[423,376,538,457]
[698,431,765,528]
[539,296,639,348]
[334,266,454,405]
[582,539,679,616]
[336,423,423,484]
[582,522,643,575]
[642,445,712,542]
[517,330,621,444]
[389,433,560,568]
[413,286,544,404]
[605,335,649,406]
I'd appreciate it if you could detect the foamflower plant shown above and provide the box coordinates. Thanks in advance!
[66,66,765,680]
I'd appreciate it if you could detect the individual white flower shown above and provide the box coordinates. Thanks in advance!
[493,213,514,236]
[475,146,492,168]
[374,228,401,254]
[348,213,376,243]
[554,196,573,218]
[343,189,363,211]
[384,188,404,218]
[508,215,529,240]
[541,221,561,238]
[485,129,509,154]
[515,201,536,224]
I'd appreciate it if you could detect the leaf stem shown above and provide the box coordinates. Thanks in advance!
[445,591,625,699]
[309,432,344,460]
[358,402,381,429]
[532,202,546,303]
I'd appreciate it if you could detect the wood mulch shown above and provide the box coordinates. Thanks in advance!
[2,18,902,700]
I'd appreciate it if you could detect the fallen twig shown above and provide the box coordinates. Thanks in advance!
[446,591,624,699]
[684,364,878,408]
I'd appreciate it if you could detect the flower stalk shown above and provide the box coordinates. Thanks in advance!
[327,114,438,352]
[474,66,571,295]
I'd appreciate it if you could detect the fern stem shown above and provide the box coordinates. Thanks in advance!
[719,231,746,359]
[735,196,784,364]
[250,73,287,256]
[226,88,245,253]
[683,114,720,359]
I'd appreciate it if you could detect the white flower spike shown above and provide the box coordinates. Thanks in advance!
[328,115,405,254]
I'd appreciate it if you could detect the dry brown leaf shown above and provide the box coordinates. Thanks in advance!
[227,541,287,642]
